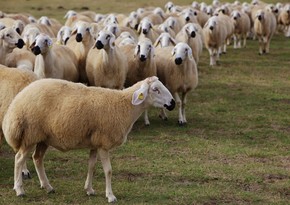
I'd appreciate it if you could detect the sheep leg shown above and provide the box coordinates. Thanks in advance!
[22,161,31,179]
[14,146,34,196]
[208,48,215,66]
[237,35,242,48]
[84,149,97,196]
[175,93,184,126]
[144,109,150,126]
[98,149,117,203]
[159,108,168,121]
[32,142,54,193]
[233,35,237,49]
[181,92,188,124]
[265,39,270,53]
[258,38,263,55]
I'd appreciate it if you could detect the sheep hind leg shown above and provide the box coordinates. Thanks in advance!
[14,145,34,196]
[22,162,31,179]
[32,142,54,193]
[84,149,97,196]
[98,149,117,203]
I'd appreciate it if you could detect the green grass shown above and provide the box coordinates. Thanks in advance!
[0,1,290,204]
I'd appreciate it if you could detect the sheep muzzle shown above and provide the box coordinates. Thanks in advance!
[164,99,175,111]
[258,16,262,21]
[16,39,24,49]
[209,26,214,30]
[31,46,41,55]
[185,16,190,22]
[140,55,146,62]
[191,31,196,38]
[95,40,104,49]
[175,58,182,65]
[76,33,83,42]
[142,29,148,35]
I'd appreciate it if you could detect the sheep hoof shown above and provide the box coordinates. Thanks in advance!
[178,121,185,126]
[47,189,55,194]
[22,172,31,179]
[263,50,266,54]
[17,193,26,197]
[108,195,117,203]
[86,190,96,196]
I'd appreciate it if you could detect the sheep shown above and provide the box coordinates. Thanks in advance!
[22,25,41,49]
[203,16,228,66]
[30,33,79,81]
[86,30,128,89]
[56,26,72,45]
[64,10,93,27]
[2,76,175,202]
[175,23,203,64]
[121,11,139,30]
[66,21,95,83]
[0,27,25,65]
[231,10,251,48]
[37,16,62,37]
[254,9,277,55]
[0,65,38,178]
[278,4,290,37]
[156,23,176,38]
[104,22,138,40]
[154,32,176,48]
[121,38,157,125]
[163,16,182,34]
[155,42,198,125]
[137,18,160,42]
[115,31,137,46]
[5,48,35,71]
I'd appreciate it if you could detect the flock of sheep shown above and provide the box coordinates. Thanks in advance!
[0,0,289,203]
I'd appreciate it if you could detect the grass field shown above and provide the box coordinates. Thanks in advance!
[0,1,290,204]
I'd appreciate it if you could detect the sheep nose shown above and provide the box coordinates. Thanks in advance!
[140,55,146,62]
[209,26,214,30]
[16,39,24,48]
[191,31,196,38]
[175,57,182,65]
[16,28,21,34]
[95,40,104,49]
[164,99,175,111]
[233,17,237,20]
[64,37,69,45]
[134,24,139,30]
[76,33,83,42]
[185,16,190,22]
[258,16,262,21]
[142,29,148,35]
[32,46,41,55]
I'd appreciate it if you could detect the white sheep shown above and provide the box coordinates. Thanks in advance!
[121,38,157,125]
[56,26,72,45]
[0,27,25,65]
[3,76,175,202]
[155,42,198,125]
[175,23,203,64]
[0,65,37,178]
[30,33,79,81]
[154,32,176,48]
[5,48,35,71]
[254,9,277,54]
[203,16,228,66]
[278,4,290,37]
[86,30,128,89]
[137,18,160,42]
[66,21,95,83]
[231,10,251,48]
[115,31,137,46]
[164,16,182,34]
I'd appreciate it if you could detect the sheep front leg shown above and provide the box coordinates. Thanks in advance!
[84,149,97,196]
[265,38,270,54]
[33,142,54,193]
[181,92,188,124]
[208,48,215,66]
[98,149,117,203]
[258,37,263,55]
[174,93,184,126]
[14,146,34,196]
[144,109,150,126]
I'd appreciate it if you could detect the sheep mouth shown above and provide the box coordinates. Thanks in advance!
[16,39,24,49]
[31,46,41,55]
[164,99,175,111]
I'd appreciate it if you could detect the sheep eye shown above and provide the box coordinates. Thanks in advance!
[152,87,160,94]
[106,35,110,39]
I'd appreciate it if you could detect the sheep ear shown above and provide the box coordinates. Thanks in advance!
[0,32,4,39]
[170,37,176,46]
[134,44,139,57]
[71,27,77,35]
[187,47,193,60]
[30,41,36,49]
[154,36,161,47]
[109,35,116,49]
[137,23,141,34]
[132,83,149,105]
[150,45,155,58]
[171,47,176,56]
[46,38,53,48]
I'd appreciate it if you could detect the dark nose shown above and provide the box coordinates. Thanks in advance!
[76,33,83,42]
[233,17,237,20]
[142,29,148,35]
[134,24,139,30]
[95,40,104,49]
[175,57,182,65]
[209,26,214,30]
[64,37,69,45]
[191,31,196,38]
[16,39,24,48]
[258,16,262,21]
[16,28,21,34]
[164,99,175,111]
[32,45,41,55]
[140,55,146,62]
[185,16,190,22]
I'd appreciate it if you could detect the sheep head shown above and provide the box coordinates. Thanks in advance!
[30,33,53,55]
[255,10,265,21]
[184,23,198,38]
[134,38,154,61]
[171,42,193,65]
[154,32,176,47]
[94,30,116,50]
[57,26,72,45]
[0,27,24,50]
[71,21,91,43]
[132,76,175,111]
[138,18,153,35]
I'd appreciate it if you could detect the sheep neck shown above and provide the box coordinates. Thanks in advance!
[0,39,13,64]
